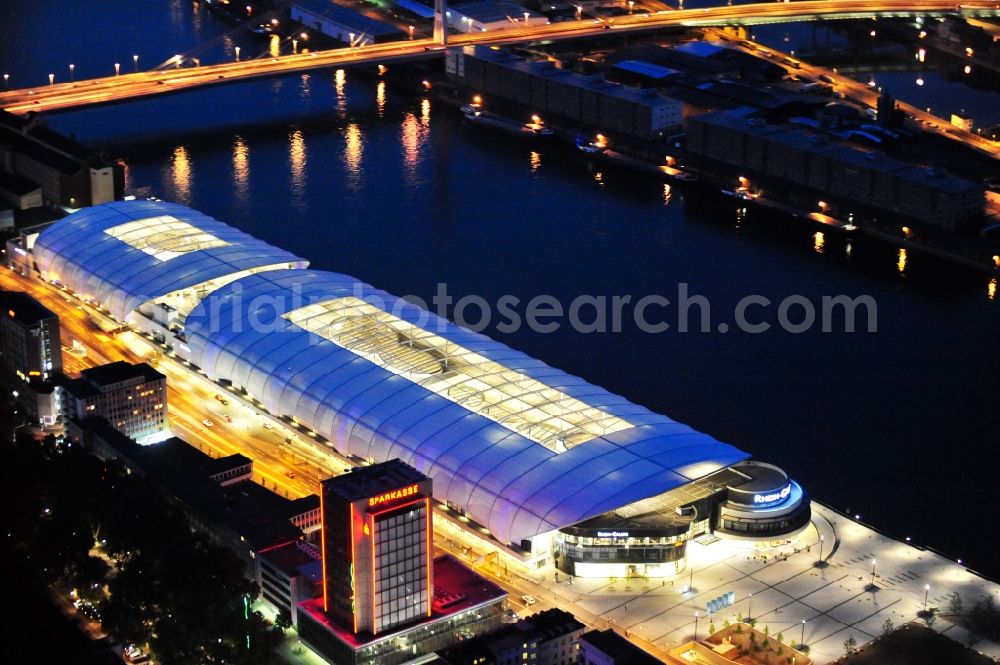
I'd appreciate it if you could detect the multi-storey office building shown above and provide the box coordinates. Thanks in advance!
[437,608,584,665]
[0,290,62,421]
[320,460,434,636]
[60,360,168,442]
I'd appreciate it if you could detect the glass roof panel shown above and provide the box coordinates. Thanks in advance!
[283,296,634,453]
[104,215,230,261]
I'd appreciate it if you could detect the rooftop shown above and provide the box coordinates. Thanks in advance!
[292,0,404,37]
[259,540,323,579]
[580,629,665,665]
[298,555,507,649]
[451,1,544,23]
[0,110,103,176]
[463,47,681,112]
[691,109,984,195]
[0,171,42,197]
[568,466,751,532]
[322,459,429,503]
[438,608,583,662]
[0,290,58,325]
[80,360,165,387]
[76,419,310,551]
[612,60,683,81]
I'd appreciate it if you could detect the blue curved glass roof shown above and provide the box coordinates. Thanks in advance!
[32,201,308,320]
[185,269,749,544]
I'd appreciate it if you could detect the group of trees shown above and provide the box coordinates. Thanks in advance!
[4,431,283,664]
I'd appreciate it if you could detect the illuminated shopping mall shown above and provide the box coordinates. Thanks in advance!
[7,200,811,576]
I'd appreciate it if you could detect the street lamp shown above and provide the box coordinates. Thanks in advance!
[800,619,806,648]
[747,592,753,623]
[49,73,55,86]
[576,4,582,20]
[817,534,824,566]
[133,54,139,72]
[924,584,930,613]
[628,0,634,13]
[676,503,698,593]
[523,11,530,23]
[3,73,8,90]
[235,46,241,61]
[869,558,877,590]
[114,62,121,76]
[174,54,183,68]
[292,39,298,53]
[69,63,75,81]
[409,25,415,39]
[694,611,700,641]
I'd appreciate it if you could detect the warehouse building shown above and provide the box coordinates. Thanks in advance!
[448,2,547,33]
[686,108,985,229]
[0,110,123,208]
[448,46,684,138]
[292,0,406,45]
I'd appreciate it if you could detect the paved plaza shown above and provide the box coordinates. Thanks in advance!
[519,503,1000,664]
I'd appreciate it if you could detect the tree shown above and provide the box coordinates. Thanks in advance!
[950,594,964,615]
[881,617,894,637]
[723,619,731,629]
[924,611,937,629]
[709,622,716,635]
[764,625,770,636]
[275,608,293,632]
[843,635,858,656]
[776,632,783,643]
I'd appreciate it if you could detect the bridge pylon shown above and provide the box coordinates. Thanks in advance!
[434,0,448,45]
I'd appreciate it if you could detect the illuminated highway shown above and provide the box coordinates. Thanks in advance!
[1,1,998,115]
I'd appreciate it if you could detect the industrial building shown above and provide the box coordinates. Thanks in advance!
[0,110,123,209]
[447,2,547,33]
[686,108,985,229]
[448,46,684,139]
[13,200,811,585]
[292,0,406,46]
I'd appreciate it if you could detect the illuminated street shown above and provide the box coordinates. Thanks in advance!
[4,1,1000,662]
[6,263,1000,664]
